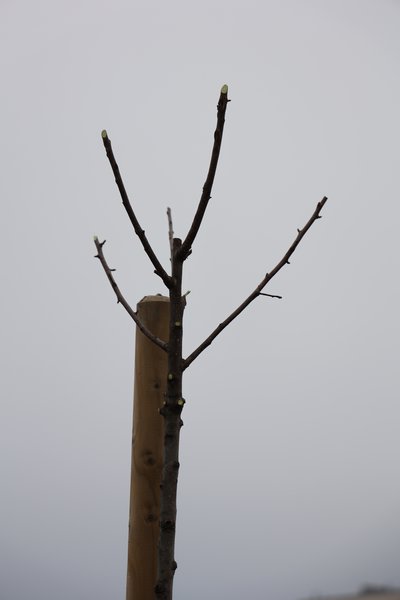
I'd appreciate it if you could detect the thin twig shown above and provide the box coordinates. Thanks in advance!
[259,292,283,299]
[182,196,327,370]
[167,207,174,259]
[101,130,172,288]
[178,85,230,261]
[94,237,169,352]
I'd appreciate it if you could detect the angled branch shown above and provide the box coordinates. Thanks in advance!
[94,237,169,353]
[101,130,172,288]
[183,196,327,370]
[178,85,230,261]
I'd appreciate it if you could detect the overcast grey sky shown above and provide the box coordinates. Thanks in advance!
[1,1,400,599]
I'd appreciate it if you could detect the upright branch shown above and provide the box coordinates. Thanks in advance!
[183,196,328,370]
[167,207,174,259]
[101,130,172,288]
[94,237,168,352]
[178,85,230,261]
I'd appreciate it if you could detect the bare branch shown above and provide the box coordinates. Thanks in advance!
[259,292,283,299]
[183,196,327,370]
[93,236,169,352]
[101,130,172,288]
[167,207,174,259]
[178,85,230,261]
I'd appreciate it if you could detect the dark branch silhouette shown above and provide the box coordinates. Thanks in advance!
[94,237,168,352]
[183,196,327,370]
[178,85,230,261]
[101,130,172,288]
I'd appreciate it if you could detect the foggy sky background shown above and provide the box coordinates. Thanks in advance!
[1,1,400,599]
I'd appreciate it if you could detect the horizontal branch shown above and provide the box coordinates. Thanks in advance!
[101,130,172,288]
[182,196,328,370]
[259,292,282,299]
[178,85,230,261]
[94,237,169,353]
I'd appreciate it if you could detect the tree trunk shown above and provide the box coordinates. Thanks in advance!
[155,239,184,600]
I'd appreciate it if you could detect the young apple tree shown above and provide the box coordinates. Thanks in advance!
[94,85,327,600]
